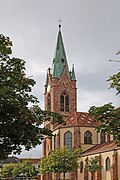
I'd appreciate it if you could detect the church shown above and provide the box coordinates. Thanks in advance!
[41,25,120,180]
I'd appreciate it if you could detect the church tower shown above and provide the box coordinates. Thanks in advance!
[44,25,77,122]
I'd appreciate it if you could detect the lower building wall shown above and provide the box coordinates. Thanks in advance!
[78,149,120,180]
[40,149,120,180]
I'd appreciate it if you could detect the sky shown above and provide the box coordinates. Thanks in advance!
[0,0,120,158]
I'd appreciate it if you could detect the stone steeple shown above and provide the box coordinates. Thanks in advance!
[44,25,77,119]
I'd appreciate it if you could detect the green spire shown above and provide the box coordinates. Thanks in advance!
[71,64,76,80]
[52,28,69,78]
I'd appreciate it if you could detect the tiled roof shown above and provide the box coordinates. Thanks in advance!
[2,156,20,164]
[82,141,120,156]
[54,112,98,130]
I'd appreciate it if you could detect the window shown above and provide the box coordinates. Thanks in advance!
[47,93,51,110]
[80,161,83,173]
[64,131,72,151]
[107,133,110,142]
[106,157,111,170]
[60,95,64,111]
[60,92,69,112]
[84,131,92,144]
[101,133,106,143]
[65,95,69,112]
[54,134,57,150]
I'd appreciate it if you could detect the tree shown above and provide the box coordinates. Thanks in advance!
[89,103,120,144]
[12,160,37,178]
[0,163,16,178]
[89,69,120,145]
[86,156,102,180]
[39,146,82,180]
[108,70,120,96]
[0,160,38,179]
[0,34,64,160]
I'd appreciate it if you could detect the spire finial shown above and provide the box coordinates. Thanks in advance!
[57,18,62,30]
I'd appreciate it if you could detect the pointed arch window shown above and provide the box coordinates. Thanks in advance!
[106,157,111,170]
[60,95,64,111]
[60,92,69,112]
[101,133,106,143]
[84,131,92,144]
[54,134,57,150]
[65,95,69,112]
[80,161,83,173]
[64,131,72,151]
[47,93,51,111]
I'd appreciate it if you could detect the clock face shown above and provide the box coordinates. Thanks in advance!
[47,84,50,92]
[62,82,67,88]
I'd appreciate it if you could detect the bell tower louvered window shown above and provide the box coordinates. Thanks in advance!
[60,91,69,112]
[65,95,69,112]
[60,95,64,111]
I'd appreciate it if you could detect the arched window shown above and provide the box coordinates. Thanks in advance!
[54,134,57,150]
[101,133,106,143]
[80,161,83,173]
[60,95,64,111]
[65,95,69,112]
[47,93,51,110]
[64,131,72,151]
[60,92,69,112]
[106,157,111,170]
[107,133,110,142]
[84,131,92,144]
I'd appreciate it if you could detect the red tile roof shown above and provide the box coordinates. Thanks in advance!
[55,112,98,130]
[83,141,120,156]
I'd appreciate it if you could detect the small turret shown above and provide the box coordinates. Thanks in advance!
[71,64,76,80]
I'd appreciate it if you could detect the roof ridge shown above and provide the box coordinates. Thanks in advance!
[82,141,119,156]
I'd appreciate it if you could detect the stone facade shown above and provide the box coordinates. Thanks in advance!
[44,67,77,118]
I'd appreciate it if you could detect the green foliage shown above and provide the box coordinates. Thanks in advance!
[39,156,52,174]
[39,146,82,177]
[0,160,37,178]
[12,160,36,177]
[0,34,12,56]
[0,34,64,160]
[108,69,120,96]
[89,69,120,145]
[0,163,16,178]
[89,103,120,145]
[86,156,102,174]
